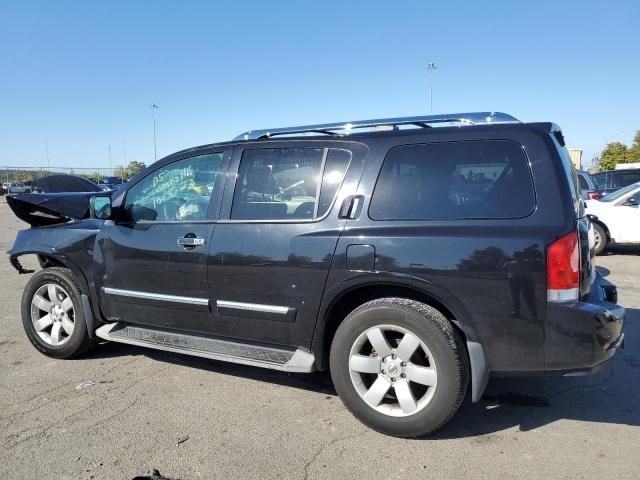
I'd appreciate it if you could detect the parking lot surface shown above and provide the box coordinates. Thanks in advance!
[0,198,638,480]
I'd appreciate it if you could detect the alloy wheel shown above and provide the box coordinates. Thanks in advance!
[348,324,437,417]
[30,283,75,346]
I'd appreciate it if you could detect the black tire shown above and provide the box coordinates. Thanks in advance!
[593,222,608,255]
[330,298,469,438]
[21,267,94,359]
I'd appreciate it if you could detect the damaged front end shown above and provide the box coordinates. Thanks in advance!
[6,192,107,340]
[6,192,106,279]
[6,192,97,227]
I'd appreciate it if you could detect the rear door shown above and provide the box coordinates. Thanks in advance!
[207,141,367,348]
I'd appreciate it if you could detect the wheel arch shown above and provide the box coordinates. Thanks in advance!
[10,249,99,338]
[593,219,611,238]
[313,277,490,402]
[312,276,482,369]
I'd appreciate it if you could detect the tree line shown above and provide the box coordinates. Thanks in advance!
[595,130,640,171]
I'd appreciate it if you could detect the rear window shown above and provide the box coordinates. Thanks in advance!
[369,140,535,220]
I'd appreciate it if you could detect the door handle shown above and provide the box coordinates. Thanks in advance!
[338,195,364,219]
[177,236,206,247]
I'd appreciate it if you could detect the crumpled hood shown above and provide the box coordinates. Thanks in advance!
[6,192,100,227]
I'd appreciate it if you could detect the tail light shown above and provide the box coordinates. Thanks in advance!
[547,231,580,302]
[587,191,602,200]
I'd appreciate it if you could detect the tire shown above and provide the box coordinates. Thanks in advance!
[330,298,469,438]
[593,222,608,255]
[21,267,94,359]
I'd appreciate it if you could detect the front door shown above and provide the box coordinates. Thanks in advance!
[96,150,230,333]
[208,142,367,348]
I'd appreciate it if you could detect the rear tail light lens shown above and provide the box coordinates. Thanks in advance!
[547,231,580,302]
[587,191,602,200]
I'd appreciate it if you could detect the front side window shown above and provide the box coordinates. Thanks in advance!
[369,140,535,220]
[231,148,351,220]
[124,152,224,221]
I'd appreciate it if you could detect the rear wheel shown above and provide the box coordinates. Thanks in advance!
[330,298,469,437]
[593,222,608,255]
[21,267,94,359]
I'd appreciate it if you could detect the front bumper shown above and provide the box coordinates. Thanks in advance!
[546,272,625,372]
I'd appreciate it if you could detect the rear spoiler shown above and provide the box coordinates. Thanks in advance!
[529,122,565,146]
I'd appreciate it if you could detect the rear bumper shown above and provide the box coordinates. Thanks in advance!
[546,272,625,372]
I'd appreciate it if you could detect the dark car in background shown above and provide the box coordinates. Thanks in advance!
[577,170,603,200]
[592,168,640,194]
[7,112,625,438]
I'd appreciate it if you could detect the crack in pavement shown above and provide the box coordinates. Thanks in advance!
[302,431,367,480]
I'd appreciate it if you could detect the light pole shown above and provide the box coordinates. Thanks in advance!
[426,63,438,114]
[45,140,50,172]
[150,103,158,162]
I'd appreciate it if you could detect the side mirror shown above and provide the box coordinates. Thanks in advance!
[90,196,112,219]
[623,197,638,207]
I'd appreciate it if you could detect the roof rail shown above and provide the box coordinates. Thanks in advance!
[233,112,520,141]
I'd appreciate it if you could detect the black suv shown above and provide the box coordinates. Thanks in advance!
[7,112,625,437]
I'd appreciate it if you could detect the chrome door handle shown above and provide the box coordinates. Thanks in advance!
[177,236,206,247]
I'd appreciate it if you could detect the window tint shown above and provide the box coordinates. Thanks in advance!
[231,147,350,220]
[124,153,224,221]
[615,172,640,188]
[369,140,535,220]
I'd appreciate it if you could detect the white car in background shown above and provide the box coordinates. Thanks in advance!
[5,182,32,194]
[586,182,640,254]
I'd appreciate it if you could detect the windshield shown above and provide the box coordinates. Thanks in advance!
[600,182,640,202]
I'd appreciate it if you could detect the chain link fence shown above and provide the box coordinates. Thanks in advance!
[0,166,134,194]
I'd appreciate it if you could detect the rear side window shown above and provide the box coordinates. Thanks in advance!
[369,140,535,220]
[231,147,351,220]
[615,171,640,188]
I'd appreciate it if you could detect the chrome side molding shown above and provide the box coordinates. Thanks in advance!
[216,300,291,315]
[103,287,209,306]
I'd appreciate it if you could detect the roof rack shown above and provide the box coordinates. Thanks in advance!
[234,112,520,141]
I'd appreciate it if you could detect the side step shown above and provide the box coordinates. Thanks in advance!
[95,323,315,373]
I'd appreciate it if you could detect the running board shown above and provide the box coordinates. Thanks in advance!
[95,323,315,373]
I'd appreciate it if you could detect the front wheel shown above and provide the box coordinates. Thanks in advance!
[21,267,94,359]
[330,298,469,438]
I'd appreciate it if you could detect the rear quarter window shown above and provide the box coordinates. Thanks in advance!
[369,140,535,220]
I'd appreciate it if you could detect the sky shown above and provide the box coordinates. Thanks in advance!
[0,0,638,171]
